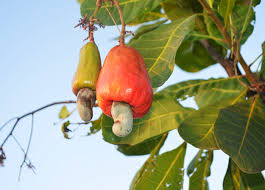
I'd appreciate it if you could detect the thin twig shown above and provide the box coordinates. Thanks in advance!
[18,114,35,180]
[0,100,76,148]
[0,117,18,132]
[113,0,126,45]
[11,135,26,154]
[249,52,264,68]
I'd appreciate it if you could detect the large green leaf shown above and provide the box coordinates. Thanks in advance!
[223,159,265,190]
[130,15,196,88]
[218,0,236,27]
[102,94,194,145]
[187,150,213,190]
[174,40,217,73]
[130,143,187,190]
[130,133,167,189]
[214,97,265,173]
[160,76,247,108]
[179,91,247,150]
[117,134,166,156]
[80,0,164,25]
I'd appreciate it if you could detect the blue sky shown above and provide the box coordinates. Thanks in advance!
[0,0,264,190]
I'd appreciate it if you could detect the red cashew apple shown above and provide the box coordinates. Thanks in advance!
[96,45,153,137]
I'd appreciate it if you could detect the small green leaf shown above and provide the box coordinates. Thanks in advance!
[218,0,236,27]
[87,117,102,135]
[102,94,194,145]
[130,143,187,190]
[223,159,265,190]
[117,135,166,156]
[161,0,194,21]
[232,4,255,45]
[127,5,165,25]
[203,11,227,48]
[188,150,213,190]
[61,121,71,139]
[58,106,71,119]
[81,0,164,25]
[214,97,265,173]
[130,15,196,88]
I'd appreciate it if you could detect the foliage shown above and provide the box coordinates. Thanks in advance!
[45,0,265,188]
[2,0,265,189]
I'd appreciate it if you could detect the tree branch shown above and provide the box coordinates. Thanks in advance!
[200,39,236,77]
[0,100,76,148]
[198,0,265,98]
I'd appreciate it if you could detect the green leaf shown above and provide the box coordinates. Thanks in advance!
[161,0,205,34]
[58,106,71,119]
[162,0,203,21]
[130,143,187,190]
[102,94,194,145]
[161,0,194,20]
[61,121,71,139]
[179,91,247,150]
[260,42,265,79]
[87,117,102,135]
[130,133,168,189]
[223,159,265,190]
[129,20,167,44]
[81,0,164,26]
[160,76,247,108]
[127,5,166,25]
[214,97,265,173]
[188,150,213,190]
[232,4,255,45]
[203,11,227,48]
[174,40,217,73]
[117,135,166,156]
[218,0,236,27]
[130,15,196,88]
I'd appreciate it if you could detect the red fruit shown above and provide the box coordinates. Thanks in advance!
[96,45,153,120]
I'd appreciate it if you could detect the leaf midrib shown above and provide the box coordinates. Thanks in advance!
[148,15,195,73]
[155,147,185,190]
[237,98,257,156]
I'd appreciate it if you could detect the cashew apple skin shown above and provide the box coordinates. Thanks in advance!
[96,45,153,119]
[72,42,101,96]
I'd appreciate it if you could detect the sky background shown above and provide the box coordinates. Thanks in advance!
[0,0,264,190]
